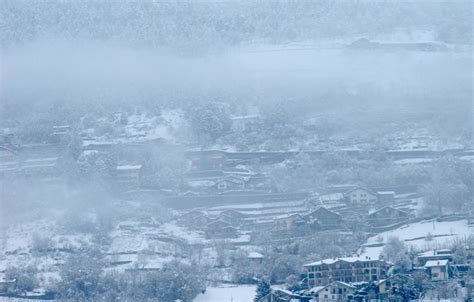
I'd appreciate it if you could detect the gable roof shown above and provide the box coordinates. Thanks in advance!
[311,281,356,294]
[308,286,325,294]
[345,186,377,196]
[258,290,298,302]
[306,206,341,218]
[377,273,414,285]
[206,219,233,228]
[368,206,409,217]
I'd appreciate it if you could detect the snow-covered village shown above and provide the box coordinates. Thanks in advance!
[0,1,473,302]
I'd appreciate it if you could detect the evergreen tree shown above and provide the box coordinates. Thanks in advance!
[254,278,271,302]
[389,282,420,302]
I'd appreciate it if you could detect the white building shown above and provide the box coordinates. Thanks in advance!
[425,260,449,281]
[344,187,378,205]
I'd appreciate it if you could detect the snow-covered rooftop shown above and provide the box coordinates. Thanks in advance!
[116,165,142,171]
[377,191,395,195]
[230,115,260,120]
[304,256,379,267]
[417,249,452,257]
[248,252,264,259]
[425,260,448,267]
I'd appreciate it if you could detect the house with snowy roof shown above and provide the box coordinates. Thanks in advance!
[344,187,378,205]
[376,274,415,297]
[304,256,390,287]
[274,213,306,230]
[367,206,410,227]
[205,220,238,239]
[376,191,395,204]
[177,209,209,229]
[425,260,449,281]
[304,207,342,229]
[415,249,453,267]
[248,251,264,265]
[0,277,16,294]
[308,281,357,302]
[116,164,142,190]
[216,209,245,226]
[230,114,261,132]
[258,288,310,302]
[186,150,227,171]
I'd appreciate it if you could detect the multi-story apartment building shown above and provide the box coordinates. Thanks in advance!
[305,256,390,287]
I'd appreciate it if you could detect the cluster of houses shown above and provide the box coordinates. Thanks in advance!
[174,184,416,244]
[0,146,62,181]
[0,126,71,181]
[176,202,413,243]
[258,247,474,302]
[177,208,246,239]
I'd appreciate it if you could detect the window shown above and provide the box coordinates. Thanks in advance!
[308,273,314,279]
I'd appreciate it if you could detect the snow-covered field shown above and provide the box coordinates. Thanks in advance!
[193,284,256,302]
[360,219,474,259]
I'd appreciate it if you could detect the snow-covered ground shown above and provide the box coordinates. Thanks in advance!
[360,219,474,259]
[81,108,186,146]
[193,284,256,302]
[394,158,434,165]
